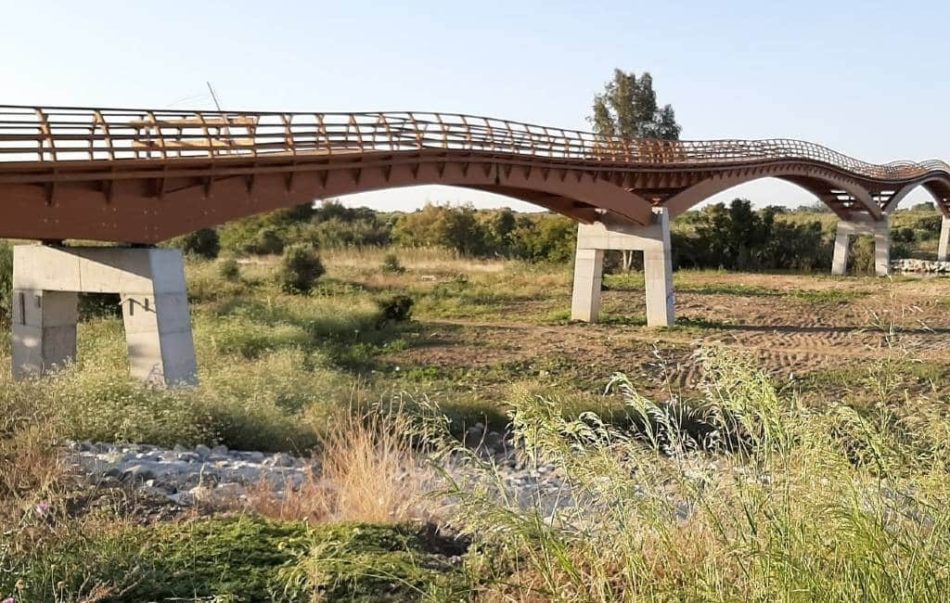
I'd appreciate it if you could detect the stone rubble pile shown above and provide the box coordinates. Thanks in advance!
[891,258,950,274]
[65,425,569,512]
[66,441,313,506]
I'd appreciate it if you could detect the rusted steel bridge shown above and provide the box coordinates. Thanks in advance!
[1,105,948,243]
[3,104,949,386]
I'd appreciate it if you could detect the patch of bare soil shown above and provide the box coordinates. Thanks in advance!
[393,274,950,392]
[64,478,191,525]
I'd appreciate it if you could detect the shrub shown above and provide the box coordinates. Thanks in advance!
[277,244,325,294]
[510,213,577,263]
[905,213,942,240]
[170,228,220,259]
[308,213,392,249]
[248,226,286,256]
[78,293,122,319]
[393,203,487,256]
[846,236,911,273]
[893,227,915,243]
[218,257,241,282]
[381,253,405,274]
[375,295,414,327]
[674,200,831,271]
[0,241,12,323]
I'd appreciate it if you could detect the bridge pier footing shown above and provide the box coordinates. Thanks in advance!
[938,217,950,262]
[11,245,197,387]
[571,207,674,327]
[831,217,891,277]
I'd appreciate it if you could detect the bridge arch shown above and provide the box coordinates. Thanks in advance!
[662,165,880,220]
[148,157,657,242]
[881,176,950,215]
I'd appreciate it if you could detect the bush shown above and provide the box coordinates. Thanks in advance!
[0,242,11,323]
[675,200,830,271]
[394,203,488,256]
[248,226,286,256]
[78,293,121,319]
[169,228,220,259]
[381,253,405,274]
[840,235,909,274]
[510,213,577,263]
[893,227,915,243]
[904,213,942,240]
[218,257,241,282]
[277,244,325,294]
[375,295,414,327]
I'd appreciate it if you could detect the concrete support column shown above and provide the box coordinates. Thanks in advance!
[832,228,850,276]
[11,246,197,386]
[830,217,891,277]
[11,289,79,377]
[570,248,604,322]
[873,225,891,276]
[570,207,674,327]
[938,217,950,262]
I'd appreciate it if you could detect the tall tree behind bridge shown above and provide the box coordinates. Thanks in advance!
[590,69,681,141]
[590,69,682,269]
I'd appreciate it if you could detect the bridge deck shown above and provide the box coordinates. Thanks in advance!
[0,105,948,243]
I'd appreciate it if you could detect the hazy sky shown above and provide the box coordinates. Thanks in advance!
[2,0,946,212]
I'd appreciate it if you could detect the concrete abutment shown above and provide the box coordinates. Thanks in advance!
[11,245,197,387]
[831,217,891,277]
[570,208,674,327]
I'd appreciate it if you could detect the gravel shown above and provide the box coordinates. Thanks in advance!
[66,441,315,506]
[63,430,569,511]
[891,258,950,274]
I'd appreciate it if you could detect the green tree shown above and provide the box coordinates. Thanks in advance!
[478,207,517,257]
[678,199,830,272]
[590,69,681,141]
[394,203,487,256]
[591,69,681,270]
[510,213,576,263]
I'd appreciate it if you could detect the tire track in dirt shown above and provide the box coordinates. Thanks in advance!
[418,313,950,392]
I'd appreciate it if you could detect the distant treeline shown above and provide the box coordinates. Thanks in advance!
[172,199,945,274]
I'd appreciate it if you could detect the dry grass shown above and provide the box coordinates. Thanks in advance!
[0,387,77,581]
[248,408,438,524]
[324,245,507,274]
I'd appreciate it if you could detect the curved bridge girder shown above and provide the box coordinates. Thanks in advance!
[662,165,881,221]
[880,176,950,215]
[0,155,656,243]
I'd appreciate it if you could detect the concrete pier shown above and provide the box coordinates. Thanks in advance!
[831,217,891,277]
[939,217,950,262]
[11,246,197,386]
[571,207,674,327]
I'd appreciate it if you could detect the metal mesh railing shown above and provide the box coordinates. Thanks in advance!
[1,105,947,182]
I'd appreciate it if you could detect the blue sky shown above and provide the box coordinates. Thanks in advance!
[2,0,946,211]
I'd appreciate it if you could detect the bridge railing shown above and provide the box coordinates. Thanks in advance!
[0,106,946,181]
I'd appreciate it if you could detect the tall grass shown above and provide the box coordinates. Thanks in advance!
[439,348,950,601]
[249,405,438,524]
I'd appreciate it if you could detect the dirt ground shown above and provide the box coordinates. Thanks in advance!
[386,271,950,398]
